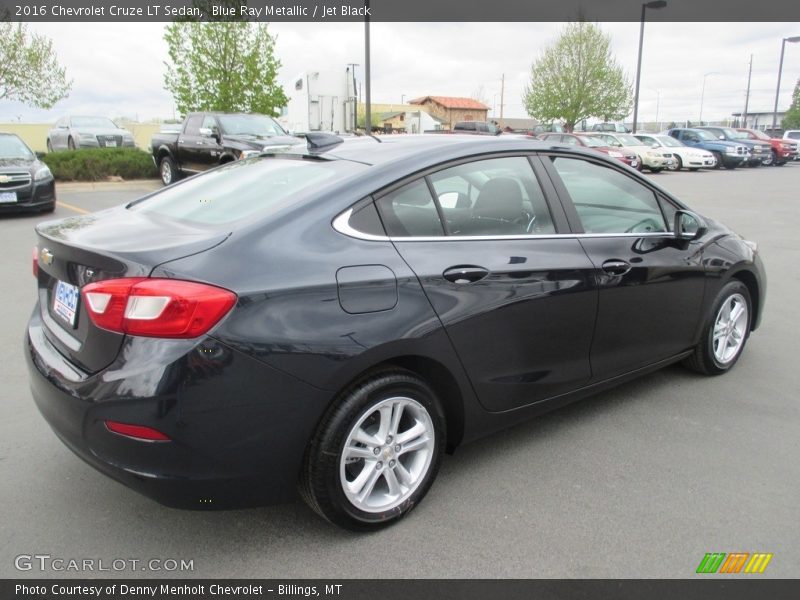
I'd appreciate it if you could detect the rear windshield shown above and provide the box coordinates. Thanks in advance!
[129,157,366,225]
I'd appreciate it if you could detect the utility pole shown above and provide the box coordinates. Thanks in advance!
[743,54,753,128]
[364,1,371,135]
[499,73,505,119]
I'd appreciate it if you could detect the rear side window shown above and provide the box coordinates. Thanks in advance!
[129,157,366,225]
[375,180,444,237]
[183,116,203,136]
[551,157,667,234]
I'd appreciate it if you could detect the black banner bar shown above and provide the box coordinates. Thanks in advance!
[4,579,800,600]
[2,0,800,22]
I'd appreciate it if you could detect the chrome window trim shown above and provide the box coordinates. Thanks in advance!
[332,208,673,243]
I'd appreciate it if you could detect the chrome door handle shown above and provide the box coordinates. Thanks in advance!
[443,266,489,284]
[601,259,631,275]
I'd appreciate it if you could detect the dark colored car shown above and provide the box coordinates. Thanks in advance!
[453,121,501,135]
[539,132,640,168]
[0,133,55,214]
[696,126,769,167]
[666,128,748,169]
[27,134,765,531]
[735,128,797,166]
[151,112,297,185]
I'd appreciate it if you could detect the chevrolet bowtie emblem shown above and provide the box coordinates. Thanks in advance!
[40,248,54,265]
[0,175,10,184]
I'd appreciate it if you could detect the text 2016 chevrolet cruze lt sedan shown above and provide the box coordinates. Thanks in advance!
[26,135,765,531]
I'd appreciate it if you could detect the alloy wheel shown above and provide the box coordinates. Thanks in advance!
[712,293,749,365]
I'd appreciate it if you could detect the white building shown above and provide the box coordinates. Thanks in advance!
[280,68,358,134]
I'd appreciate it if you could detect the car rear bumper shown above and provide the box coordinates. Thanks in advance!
[25,307,331,509]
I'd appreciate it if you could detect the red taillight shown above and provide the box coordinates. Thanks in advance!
[82,278,236,338]
[33,246,38,278]
[105,420,171,441]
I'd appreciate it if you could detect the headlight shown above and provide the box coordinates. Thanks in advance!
[239,150,260,160]
[646,151,659,158]
[608,151,623,158]
[34,165,52,181]
[78,132,96,140]
[725,147,738,154]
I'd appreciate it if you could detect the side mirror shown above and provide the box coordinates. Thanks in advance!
[651,143,659,149]
[199,127,214,137]
[674,210,707,241]
[719,135,725,140]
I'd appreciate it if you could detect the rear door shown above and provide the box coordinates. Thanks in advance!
[376,154,598,412]
[542,153,706,380]
[177,115,205,172]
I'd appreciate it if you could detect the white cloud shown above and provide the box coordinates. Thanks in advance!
[1,21,799,126]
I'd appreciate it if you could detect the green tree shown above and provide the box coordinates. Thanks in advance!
[522,22,632,132]
[0,22,72,109]
[164,21,287,116]
[782,79,800,129]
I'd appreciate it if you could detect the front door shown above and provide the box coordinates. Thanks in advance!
[543,154,706,380]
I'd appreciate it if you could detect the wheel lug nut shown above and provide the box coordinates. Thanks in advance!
[394,445,401,452]
[373,447,380,455]
[386,435,393,443]
[389,460,396,468]
[376,461,383,470]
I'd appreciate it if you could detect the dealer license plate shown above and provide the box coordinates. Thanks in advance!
[53,280,80,326]
[0,191,17,203]
[105,140,117,147]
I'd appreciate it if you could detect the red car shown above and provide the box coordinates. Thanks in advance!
[735,128,797,166]
[538,133,640,169]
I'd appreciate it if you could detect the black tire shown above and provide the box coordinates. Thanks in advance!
[46,139,53,153]
[683,281,752,376]
[762,150,775,166]
[67,137,76,151]
[673,156,683,171]
[159,155,179,186]
[723,160,737,170]
[649,168,663,173]
[712,151,723,169]
[300,369,446,531]
[689,168,700,171]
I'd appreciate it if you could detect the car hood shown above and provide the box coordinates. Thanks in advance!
[223,134,298,150]
[73,127,131,137]
[0,158,37,172]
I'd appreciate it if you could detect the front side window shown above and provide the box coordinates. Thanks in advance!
[551,157,668,234]
[429,157,555,236]
[183,116,203,136]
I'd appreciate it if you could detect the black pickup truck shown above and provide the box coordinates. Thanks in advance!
[151,112,298,185]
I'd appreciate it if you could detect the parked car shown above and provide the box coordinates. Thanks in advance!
[453,121,501,135]
[696,126,769,167]
[27,134,765,531]
[531,123,565,135]
[783,130,800,160]
[47,116,135,152]
[151,112,298,185]
[588,132,674,172]
[592,122,630,133]
[666,128,748,169]
[0,132,55,214]
[734,128,797,166]
[539,132,639,168]
[634,133,716,171]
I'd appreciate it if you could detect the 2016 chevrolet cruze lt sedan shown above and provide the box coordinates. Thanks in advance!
[26,134,765,530]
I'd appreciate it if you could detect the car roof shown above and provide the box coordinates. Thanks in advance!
[303,134,557,167]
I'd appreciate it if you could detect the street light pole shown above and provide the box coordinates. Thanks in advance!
[772,36,800,132]
[632,1,667,134]
[699,72,717,124]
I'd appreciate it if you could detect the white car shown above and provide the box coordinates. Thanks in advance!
[635,133,716,171]
[589,132,675,172]
[784,130,800,160]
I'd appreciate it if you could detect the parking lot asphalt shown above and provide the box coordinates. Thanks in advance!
[1,166,798,579]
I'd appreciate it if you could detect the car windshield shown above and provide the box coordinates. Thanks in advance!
[615,134,643,146]
[748,130,770,140]
[0,135,34,160]
[719,127,741,139]
[71,117,117,128]
[694,130,718,141]
[654,136,684,147]
[128,156,366,225]
[218,114,287,137]
[579,136,606,147]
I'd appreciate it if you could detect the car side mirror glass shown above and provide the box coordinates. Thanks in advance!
[719,135,725,140]
[199,127,214,137]
[674,210,707,241]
